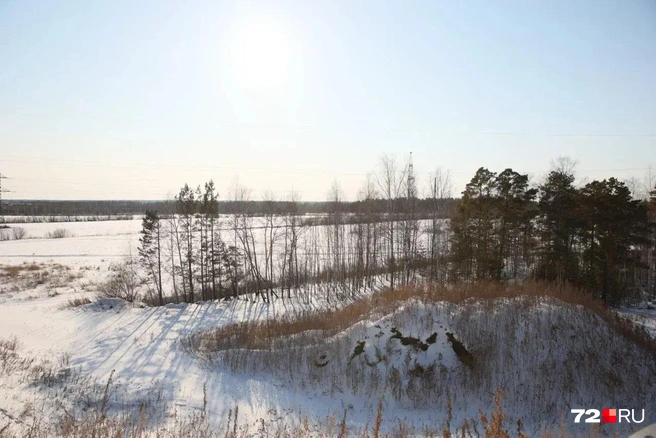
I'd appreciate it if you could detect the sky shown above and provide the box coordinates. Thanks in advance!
[1,0,655,201]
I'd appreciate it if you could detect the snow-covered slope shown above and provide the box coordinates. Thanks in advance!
[196,297,656,435]
[1,225,655,436]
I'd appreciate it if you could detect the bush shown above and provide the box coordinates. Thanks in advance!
[46,228,71,239]
[99,257,141,302]
[12,227,28,240]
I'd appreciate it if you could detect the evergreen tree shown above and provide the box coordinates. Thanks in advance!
[537,170,580,284]
[451,167,536,281]
[495,169,538,279]
[222,243,244,297]
[138,210,163,305]
[203,181,220,300]
[649,185,656,298]
[450,167,499,280]
[176,184,197,302]
[579,178,649,303]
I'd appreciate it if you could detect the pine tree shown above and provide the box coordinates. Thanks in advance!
[176,184,197,302]
[495,169,537,279]
[203,181,220,300]
[537,170,580,284]
[450,167,499,280]
[138,210,163,305]
[578,178,649,303]
[222,243,244,297]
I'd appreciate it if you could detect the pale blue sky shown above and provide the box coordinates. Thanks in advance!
[1,0,655,200]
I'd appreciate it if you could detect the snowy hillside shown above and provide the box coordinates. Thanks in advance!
[1,220,655,437]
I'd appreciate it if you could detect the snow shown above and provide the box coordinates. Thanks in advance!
[1,219,655,436]
[0,221,379,433]
[618,304,656,339]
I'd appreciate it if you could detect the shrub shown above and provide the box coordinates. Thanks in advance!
[99,257,141,302]
[46,228,71,239]
[12,227,28,240]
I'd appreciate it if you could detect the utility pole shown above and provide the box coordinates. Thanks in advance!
[404,152,417,285]
[0,173,10,227]
[407,152,416,200]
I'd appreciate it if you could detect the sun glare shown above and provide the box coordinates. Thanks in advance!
[230,19,290,90]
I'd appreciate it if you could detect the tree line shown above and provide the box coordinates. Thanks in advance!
[451,161,655,303]
[134,156,656,306]
[5,198,456,219]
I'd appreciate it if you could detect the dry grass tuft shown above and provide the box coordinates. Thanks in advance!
[0,385,613,437]
[192,280,656,357]
[67,297,92,308]
[479,389,510,438]
[0,263,42,279]
[1,266,22,279]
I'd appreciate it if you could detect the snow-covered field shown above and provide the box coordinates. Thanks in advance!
[0,220,141,266]
[1,219,655,437]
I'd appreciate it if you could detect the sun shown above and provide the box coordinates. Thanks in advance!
[229,18,290,90]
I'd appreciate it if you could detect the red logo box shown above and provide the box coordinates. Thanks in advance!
[602,409,617,423]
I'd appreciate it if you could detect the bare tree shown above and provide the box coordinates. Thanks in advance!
[101,249,141,303]
[262,190,280,302]
[400,154,419,285]
[232,184,267,302]
[375,155,407,290]
[163,197,182,303]
[281,189,303,298]
[354,175,380,290]
[426,167,452,281]
[626,165,655,200]
[551,155,578,176]
[327,180,346,299]
[228,178,247,298]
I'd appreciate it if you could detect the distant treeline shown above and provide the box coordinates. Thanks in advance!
[4,198,458,219]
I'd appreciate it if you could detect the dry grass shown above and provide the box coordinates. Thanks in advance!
[0,337,20,373]
[0,387,615,438]
[479,389,511,438]
[0,335,627,438]
[1,280,651,438]
[186,280,654,434]
[66,297,92,308]
[0,264,42,279]
[0,263,80,292]
[192,280,656,356]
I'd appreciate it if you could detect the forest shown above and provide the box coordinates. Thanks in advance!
[129,156,656,307]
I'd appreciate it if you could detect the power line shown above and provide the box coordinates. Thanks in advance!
[2,111,656,138]
[2,154,652,176]
[0,173,11,226]
[2,155,653,202]
[0,155,372,175]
